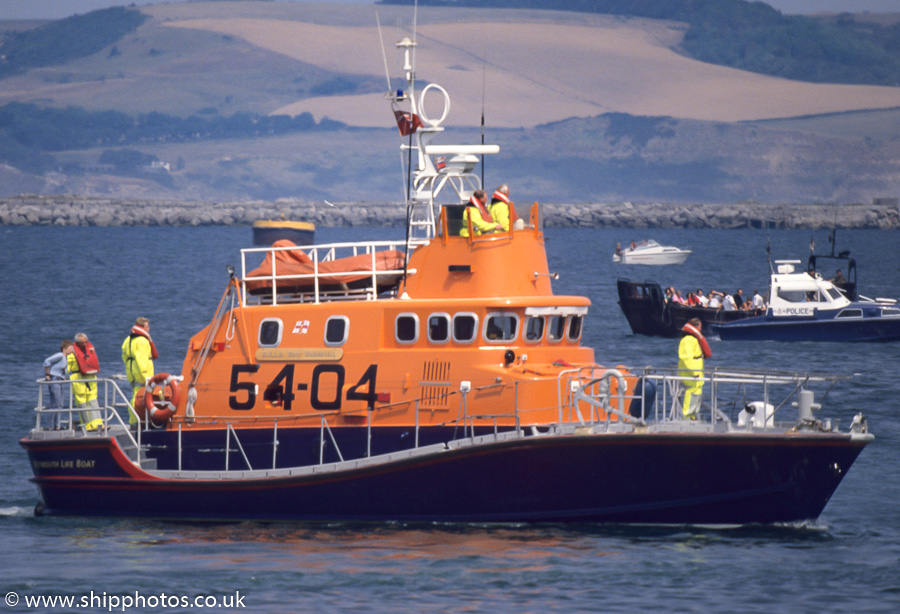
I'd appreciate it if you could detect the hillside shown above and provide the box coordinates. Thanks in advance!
[0,1,897,206]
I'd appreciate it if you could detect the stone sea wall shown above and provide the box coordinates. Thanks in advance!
[1,195,898,229]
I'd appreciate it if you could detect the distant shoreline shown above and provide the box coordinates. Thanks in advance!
[1,195,898,229]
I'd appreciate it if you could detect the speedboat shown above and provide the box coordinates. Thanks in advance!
[19,34,871,524]
[710,260,900,341]
[613,239,691,265]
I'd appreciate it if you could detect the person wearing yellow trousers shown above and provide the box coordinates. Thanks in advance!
[122,317,157,426]
[68,332,103,430]
[678,318,712,419]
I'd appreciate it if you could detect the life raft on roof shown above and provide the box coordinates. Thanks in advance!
[244,240,406,296]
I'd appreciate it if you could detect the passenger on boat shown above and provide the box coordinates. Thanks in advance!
[121,317,157,425]
[686,292,700,306]
[696,289,709,307]
[733,289,744,308]
[678,318,712,420]
[615,242,622,256]
[664,286,674,302]
[489,184,516,232]
[459,190,501,237]
[752,289,766,311]
[722,293,737,311]
[68,332,102,430]
[673,289,686,304]
[42,340,73,429]
[707,291,723,309]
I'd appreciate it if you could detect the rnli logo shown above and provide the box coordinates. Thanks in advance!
[292,320,310,334]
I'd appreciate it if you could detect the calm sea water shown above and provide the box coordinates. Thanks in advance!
[1,224,899,613]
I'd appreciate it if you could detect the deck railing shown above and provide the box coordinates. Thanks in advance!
[240,239,425,305]
[31,366,850,476]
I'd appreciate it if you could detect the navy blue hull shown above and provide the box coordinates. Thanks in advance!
[22,432,867,524]
[712,314,900,342]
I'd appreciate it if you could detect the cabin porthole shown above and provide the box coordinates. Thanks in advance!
[395,313,419,344]
[258,318,283,347]
[325,316,349,346]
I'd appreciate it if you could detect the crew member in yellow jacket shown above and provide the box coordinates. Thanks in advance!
[121,317,158,425]
[488,184,516,232]
[678,318,712,419]
[460,190,501,237]
[68,332,103,430]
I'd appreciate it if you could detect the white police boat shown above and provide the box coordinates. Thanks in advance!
[710,260,900,342]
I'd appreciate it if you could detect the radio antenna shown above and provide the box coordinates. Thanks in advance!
[481,57,486,187]
[376,12,392,94]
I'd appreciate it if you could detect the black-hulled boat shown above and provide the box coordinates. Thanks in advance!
[616,279,760,338]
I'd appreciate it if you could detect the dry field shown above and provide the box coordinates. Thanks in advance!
[157,3,900,128]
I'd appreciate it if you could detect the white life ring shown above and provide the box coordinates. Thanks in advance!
[418,83,450,128]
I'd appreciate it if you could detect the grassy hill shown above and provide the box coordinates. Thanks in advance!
[0,1,897,205]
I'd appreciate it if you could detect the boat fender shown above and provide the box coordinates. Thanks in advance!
[628,377,656,419]
[143,373,182,426]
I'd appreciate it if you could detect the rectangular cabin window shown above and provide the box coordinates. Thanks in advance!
[484,313,519,343]
[325,316,349,346]
[428,313,450,344]
[883,308,900,317]
[836,309,863,319]
[547,315,566,342]
[258,319,283,347]
[524,315,544,343]
[777,288,822,303]
[395,313,419,344]
[452,313,478,344]
[568,315,583,341]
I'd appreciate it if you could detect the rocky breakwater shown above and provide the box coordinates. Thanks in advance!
[1,195,897,229]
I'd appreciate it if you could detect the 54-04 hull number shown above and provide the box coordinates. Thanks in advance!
[229,364,378,412]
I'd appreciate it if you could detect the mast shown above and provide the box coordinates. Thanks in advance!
[388,35,499,240]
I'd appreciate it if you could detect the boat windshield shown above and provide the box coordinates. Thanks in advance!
[777,288,829,303]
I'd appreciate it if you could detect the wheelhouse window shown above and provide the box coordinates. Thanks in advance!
[568,315,583,341]
[258,318,282,347]
[547,315,566,342]
[395,313,419,344]
[325,316,349,346]
[428,313,450,344]
[452,313,478,344]
[524,315,544,343]
[883,307,900,317]
[484,313,519,343]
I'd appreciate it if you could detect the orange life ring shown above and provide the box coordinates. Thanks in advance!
[143,373,180,425]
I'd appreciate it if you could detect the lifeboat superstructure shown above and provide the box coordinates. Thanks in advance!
[20,31,872,524]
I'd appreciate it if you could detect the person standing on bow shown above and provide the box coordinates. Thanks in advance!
[678,318,712,420]
[68,332,103,430]
[42,339,73,429]
[122,317,157,426]
[488,184,517,232]
[459,189,501,237]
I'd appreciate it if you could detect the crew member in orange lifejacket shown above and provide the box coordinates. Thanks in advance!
[121,317,158,425]
[460,189,501,237]
[68,332,103,430]
[488,184,518,232]
[678,318,712,420]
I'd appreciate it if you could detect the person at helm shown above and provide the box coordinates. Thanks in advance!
[459,189,501,237]
[488,184,517,232]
